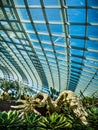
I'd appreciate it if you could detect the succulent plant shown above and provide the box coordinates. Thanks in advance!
[24,113,41,129]
[39,112,72,130]
[0,110,24,129]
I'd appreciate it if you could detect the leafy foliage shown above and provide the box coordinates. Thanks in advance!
[24,113,41,129]
[0,110,24,129]
[39,112,72,130]
[61,103,89,130]
[81,96,98,130]
[86,107,98,130]
[50,87,59,100]
[0,84,98,130]
[0,80,20,100]
[82,96,98,108]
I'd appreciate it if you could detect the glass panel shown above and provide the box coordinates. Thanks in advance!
[23,23,34,31]
[4,37,11,42]
[71,49,83,56]
[27,0,40,5]
[86,40,98,50]
[70,39,84,48]
[16,32,25,39]
[88,9,98,23]
[0,0,98,96]
[35,24,48,33]
[1,22,11,29]
[44,0,58,6]
[5,8,16,20]
[69,25,85,36]
[35,48,43,53]
[71,57,83,63]
[48,57,55,61]
[33,42,40,47]
[39,35,50,42]
[16,45,24,49]
[71,63,81,68]
[84,60,98,67]
[88,26,98,38]
[21,40,29,45]
[71,68,81,72]
[15,0,25,5]
[88,0,98,6]
[68,9,86,23]
[55,46,65,53]
[11,23,22,31]
[66,0,85,6]
[29,33,37,40]
[85,51,98,59]
[56,53,66,58]
[17,9,29,20]
[83,66,96,73]
[52,36,65,46]
[45,50,54,55]
[7,31,16,38]
[25,47,32,51]
[42,44,53,49]
[49,24,63,34]
[45,9,61,22]
[30,8,45,21]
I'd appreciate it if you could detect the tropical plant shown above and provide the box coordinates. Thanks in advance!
[0,80,20,100]
[0,110,24,129]
[81,95,98,130]
[0,79,12,93]
[39,112,72,130]
[50,87,59,100]
[86,107,98,130]
[61,102,89,130]
[24,113,41,130]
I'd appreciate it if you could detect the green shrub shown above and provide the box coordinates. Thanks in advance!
[24,113,41,129]
[39,112,72,130]
[0,110,24,129]
[86,107,98,130]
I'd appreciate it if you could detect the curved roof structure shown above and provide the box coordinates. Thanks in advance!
[0,0,98,97]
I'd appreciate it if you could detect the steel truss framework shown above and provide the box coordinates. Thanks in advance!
[0,0,98,97]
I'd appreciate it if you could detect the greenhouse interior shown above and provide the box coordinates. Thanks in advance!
[0,0,98,129]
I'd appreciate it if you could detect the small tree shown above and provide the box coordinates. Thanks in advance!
[50,87,59,100]
[0,79,20,100]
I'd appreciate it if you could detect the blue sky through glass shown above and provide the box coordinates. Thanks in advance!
[0,0,98,96]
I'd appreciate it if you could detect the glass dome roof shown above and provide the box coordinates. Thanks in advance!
[0,0,98,97]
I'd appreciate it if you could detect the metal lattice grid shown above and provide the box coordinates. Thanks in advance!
[0,0,98,97]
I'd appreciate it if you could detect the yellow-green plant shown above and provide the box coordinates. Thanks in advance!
[39,112,72,130]
[24,113,41,129]
[0,110,24,129]
[86,107,98,130]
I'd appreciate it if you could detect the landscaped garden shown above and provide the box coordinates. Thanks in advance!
[0,80,98,130]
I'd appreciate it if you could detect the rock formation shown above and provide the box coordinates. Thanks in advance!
[11,90,88,124]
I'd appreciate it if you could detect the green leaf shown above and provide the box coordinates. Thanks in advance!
[50,112,58,122]
[2,112,8,120]
[39,122,47,128]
